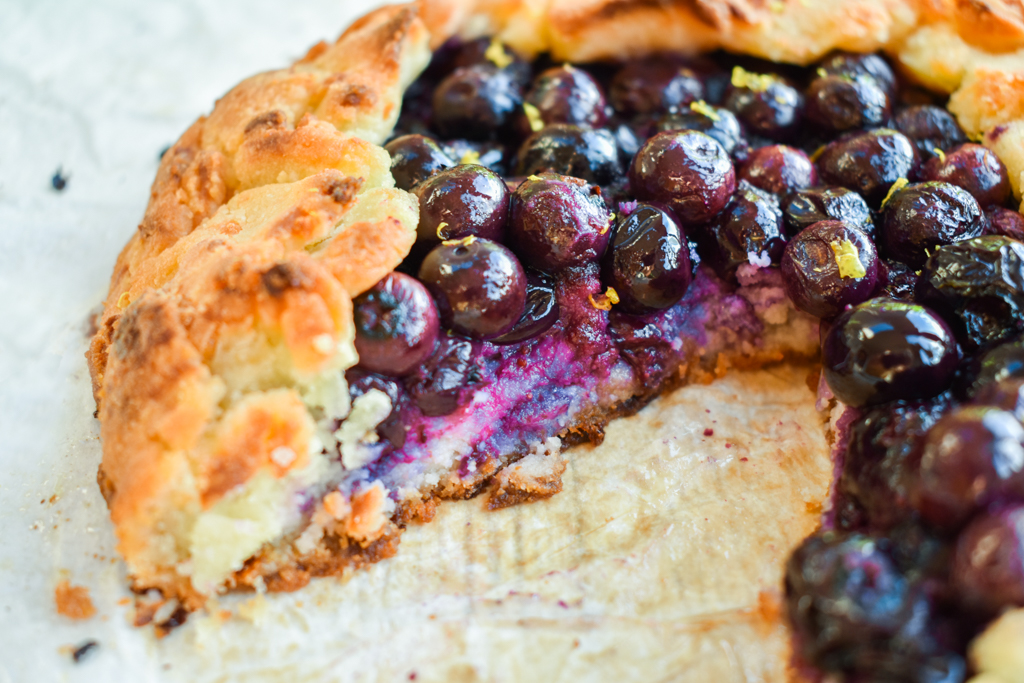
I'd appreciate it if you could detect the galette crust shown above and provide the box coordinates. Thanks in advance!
[87,0,1024,635]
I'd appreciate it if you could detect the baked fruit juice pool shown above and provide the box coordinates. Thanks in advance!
[84,4,1024,681]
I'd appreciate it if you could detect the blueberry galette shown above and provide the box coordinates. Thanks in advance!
[87,1,1024,679]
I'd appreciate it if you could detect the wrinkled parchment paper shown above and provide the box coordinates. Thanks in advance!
[0,2,832,680]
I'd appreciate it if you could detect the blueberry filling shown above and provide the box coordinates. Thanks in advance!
[372,43,1024,682]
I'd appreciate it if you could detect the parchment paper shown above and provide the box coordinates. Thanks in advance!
[0,2,833,681]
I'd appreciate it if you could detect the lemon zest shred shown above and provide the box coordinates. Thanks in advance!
[528,174,543,182]
[117,291,131,310]
[880,177,910,210]
[522,102,545,132]
[731,66,774,93]
[588,287,619,311]
[831,239,867,279]
[442,235,476,247]
[690,100,720,121]
[933,148,946,163]
[484,39,513,69]
[459,149,481,165]
[436,222,449,240]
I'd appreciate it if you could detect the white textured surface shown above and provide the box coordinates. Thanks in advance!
[0,2,832,681]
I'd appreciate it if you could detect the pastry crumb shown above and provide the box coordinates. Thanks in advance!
[54,579,96,620]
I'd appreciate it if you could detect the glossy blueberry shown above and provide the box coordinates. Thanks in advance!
[515,124,620,185]
[818,52,897,98]
[881,181,983,268]
[403,336,476,417]
[414,164,510,247]
[952,505,1024,614]
[629,130,736,224]
[781,220,879,319]
[522,65,607,129]
[723,69,803,140]
[432,64,523,140]
[817,129,919,208]
[920,143,1011,208]
[353,272,440,376]
[823,299,958,407]
[602,203,693,314]
[893,105,967,160]
[912,406,1024,529]
[783,187,874,239]
[972,378,1024,421]
[840,398,952,529]
[984,206,1024,242]
[806,74,891,133]
[737,145,817,196]
[418,238,527,339]
[694,181,785,281]
[786,531,916,665]
[509,173,611,271]
[656,104,745,156]
[445,37,532,87]
[490,270,559,344]
[609,60,704,115]
[918,236,1024,351]
[963,340,1024,398]
[385,135,455,190]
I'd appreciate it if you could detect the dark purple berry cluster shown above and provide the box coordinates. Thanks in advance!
[372,40,1024,681]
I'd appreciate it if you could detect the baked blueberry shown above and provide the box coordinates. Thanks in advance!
[723,67,803,140]
[912,406,1024,529]
[403,336,476,417]
[783,187,874,239]
[893,105,967,160]
[522,65,607,130]
[817,51,897,98]
[877,259,920,302]
[972,378,1024,420]
[918,236,1024,351]
[880,181,983,268]
[609,59,704,115]
[414,164,510,247]
[353,272,440,376]
[629,130,736,223]
[840,398,952,529]
[920,143,1011,208]
[385,134,455,190]
[490,269,559,344]
[509,173,612,271]
[781,219,879,319]
[432,64,523,140]
[694,181,785,281]
[952,505,1024,614]
[984,206,1024,242]
[738,145,817,196]
[443,37,532,87]
[805,74,890,133]
[962,340,1024,398]
[515,124,620,185]
[786,531,917,666]
[602,203,693,314]
[816,129,919,208]
[440,139,507,174]
[418,237,527,339]
[823,299,958,407]
[656,103,746,156]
